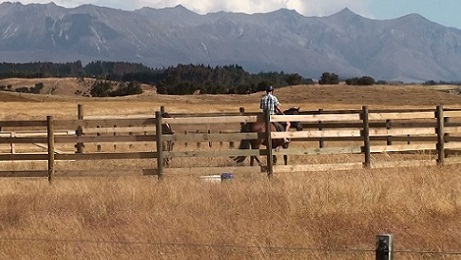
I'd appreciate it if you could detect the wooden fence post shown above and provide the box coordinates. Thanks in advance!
[10,132,15,154]
[219,131,223,148]
[113,125,117,151]
[129,124,133,149]
[318,109,325,148]
[76,104,84,153]
[239,107,245,126]
[184,131,188,148]
[386,119,392,146]
[264,109,273,178]
[239,107,246,148]
[196,130,201,148]
[96,125,101,152]
[155,111,164,180]
[436,105,445,165]
[444,115,450,153]
[362,106,371,168]
[47,116,55,184]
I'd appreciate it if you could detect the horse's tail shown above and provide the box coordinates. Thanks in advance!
[233,123,252,163]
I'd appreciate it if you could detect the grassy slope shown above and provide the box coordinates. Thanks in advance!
[1,78,461,117]
[0,78,461,258]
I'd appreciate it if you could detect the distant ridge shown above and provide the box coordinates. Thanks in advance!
[0,2,461,82]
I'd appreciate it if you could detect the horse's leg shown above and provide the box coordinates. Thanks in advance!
[273,155,277,165]
[162,140,173,167]
[251,141,266,171]
[162,141,167,167]
[250,140,259,166]
[252,156,266,172]
[253,156,262,166]
[251,152,263,166]
[284,154,288,165]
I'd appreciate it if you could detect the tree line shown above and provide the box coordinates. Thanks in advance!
[319,72,461,86]
[2,61,458,96]
[0,61,314,95]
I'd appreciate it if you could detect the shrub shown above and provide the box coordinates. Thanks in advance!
[90,80,112,97]
[319,72,339,85]
[345,76,375,86]
[109,82,143,97]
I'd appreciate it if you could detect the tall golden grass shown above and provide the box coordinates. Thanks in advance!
[1,83,461,259]
[1,159,460,259]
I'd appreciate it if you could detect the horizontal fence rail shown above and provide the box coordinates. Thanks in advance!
[0,105,461,181]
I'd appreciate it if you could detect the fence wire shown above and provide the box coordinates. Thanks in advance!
[1,236,461,256]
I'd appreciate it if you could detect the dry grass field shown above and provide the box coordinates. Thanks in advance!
[1,78,461,259]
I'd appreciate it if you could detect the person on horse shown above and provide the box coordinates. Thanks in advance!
[260,85,290,144]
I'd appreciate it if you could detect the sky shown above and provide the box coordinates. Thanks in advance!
[13,0,461,29]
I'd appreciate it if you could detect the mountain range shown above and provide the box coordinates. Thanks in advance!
[1,2,461,82]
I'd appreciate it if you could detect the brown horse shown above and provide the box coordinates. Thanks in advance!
[233,107,302,166]
[161,112,175,166]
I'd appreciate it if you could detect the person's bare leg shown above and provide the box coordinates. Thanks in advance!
[284,122,291,143]
[285,122,291,132]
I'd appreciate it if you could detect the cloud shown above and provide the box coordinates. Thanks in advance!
[144,0,371,17]
[17,0,372,18]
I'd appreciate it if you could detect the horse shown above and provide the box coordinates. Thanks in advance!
[233,107,302,167]
[161,112,175,166]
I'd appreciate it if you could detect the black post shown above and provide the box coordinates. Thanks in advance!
[436,105,445,165]
[376,234,393,260]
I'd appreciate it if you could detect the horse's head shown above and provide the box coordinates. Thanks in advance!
[281,142,290,149]
[161,112,174,134]
[161,112,171,118]
[283,107,303,131]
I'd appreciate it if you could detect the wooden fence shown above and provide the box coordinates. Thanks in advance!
[1,105,461,182]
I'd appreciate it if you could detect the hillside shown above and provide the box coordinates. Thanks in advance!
[0,78,460,119]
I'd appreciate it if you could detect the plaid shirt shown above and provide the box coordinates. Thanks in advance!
[260,93,280,115]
